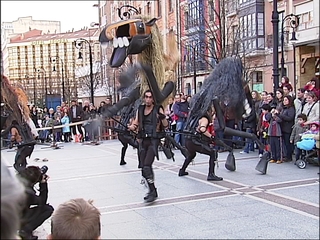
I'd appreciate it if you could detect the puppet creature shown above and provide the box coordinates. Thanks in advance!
[183,57,269,174]
[1,75,37,172]
[98,9,188,156]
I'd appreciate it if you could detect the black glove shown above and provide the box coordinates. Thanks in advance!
[158,113,166,120]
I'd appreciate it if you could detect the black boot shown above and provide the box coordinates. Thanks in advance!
[178,169,188,176]
[179,157,192,176]
[142,166,157,202]
[207,153,222,181]
[144,188,158,202]
[120,160,127,165]
[207,173,223,181]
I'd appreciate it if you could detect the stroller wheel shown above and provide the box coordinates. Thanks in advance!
[296,159,307,169]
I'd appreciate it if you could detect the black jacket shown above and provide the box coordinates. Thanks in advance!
[279,105,295,134]
[242,108,257,129]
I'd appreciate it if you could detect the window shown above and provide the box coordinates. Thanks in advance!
[257,13,263,35]
[297,11,313,30]
[168,0,173,12]
[251,71,263,83]
[187,0,200,29]
[184,11,189,30]
[157,0,162,17]
[209,0,215,20]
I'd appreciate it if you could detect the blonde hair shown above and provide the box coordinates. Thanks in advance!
[51,198,101,239]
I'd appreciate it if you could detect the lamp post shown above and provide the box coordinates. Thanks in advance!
[51,56,65,102]
[75,38,94,104]
[37,68,47,106]
[26,74,36,105]
[113,69,116,103]
[192,44,197,95]
[280,14,299,78]
[271,0,279,95]
[292,43,297,96]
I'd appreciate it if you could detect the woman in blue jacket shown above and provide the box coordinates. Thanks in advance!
[61,111,71,142]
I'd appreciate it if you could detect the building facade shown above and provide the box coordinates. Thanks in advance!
[6,28,101,106]
[97,0,319,95]
[97,0,180,97]
[1,16,61,77]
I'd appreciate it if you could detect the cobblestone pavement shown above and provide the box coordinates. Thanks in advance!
[2,140,319,239]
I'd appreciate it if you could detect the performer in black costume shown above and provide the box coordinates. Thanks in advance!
[117,100,140,166]
[128,90,169,202]
[179,106,223,181]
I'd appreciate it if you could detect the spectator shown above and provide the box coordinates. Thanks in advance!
[304,76,320,99]
[257,91,269,115]
[1,159,26,240]
[282,84,294,97]
[294,88,306,122]
[290,113,308,162]
[251,90,261,118]
[48,198,101,240]
[275,88,284,111]
[30,106,39,128]
[69,100,84,142]
[257,104,272,158]
[61,101,69,112]
[97,101,106,115]
[240,104,257,154]
[268,108,282,164]
[279,76,290,88]
[173,94,189,146]
[61,111,71,142]
[267,92,277,109]
[48,108,55,119]
[302,91,319,125]
[278,95,296,162]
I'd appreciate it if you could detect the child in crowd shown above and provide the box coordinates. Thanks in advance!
[289,113,308,161]
[60,112,71,142]
[257,104,272,158]
[296,121,319,155]
[301,121,319,136]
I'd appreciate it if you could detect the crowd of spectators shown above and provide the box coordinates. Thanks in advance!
[165,76,319,163]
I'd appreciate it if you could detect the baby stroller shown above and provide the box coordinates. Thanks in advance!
[295,136,319,169]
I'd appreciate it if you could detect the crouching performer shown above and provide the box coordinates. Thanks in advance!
[178,106,223,181]
[128,90,169,203]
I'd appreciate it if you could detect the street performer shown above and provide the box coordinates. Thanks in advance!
[178,106,223,181]
[128,90,169,203]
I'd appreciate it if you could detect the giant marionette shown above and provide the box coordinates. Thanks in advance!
[1,75,37,172]
[99,6,187,202]
[180,57,270,175]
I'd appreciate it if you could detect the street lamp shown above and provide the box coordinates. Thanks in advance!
[37,68,47,106]
[271,0,280,95]
[280,14,299,78]
[25,74,36,105]
[51,56,65,102]
[74,38,94,104]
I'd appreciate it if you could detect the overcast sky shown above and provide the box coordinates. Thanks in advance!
[1,1,99,32]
